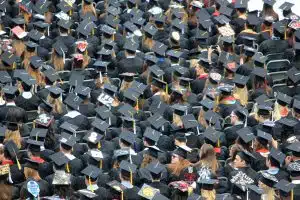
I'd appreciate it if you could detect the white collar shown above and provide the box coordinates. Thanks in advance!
[129,148,137,155]
[6,102,16,106]
[292,180,300,184]
[121,181,133,189]
[64,110,81,118]
[45,85,51,88]
[60,33,68,36]
[22,91,33,99]
[64,153,76,160]
[126,55,135,59]
[87,184,99,191]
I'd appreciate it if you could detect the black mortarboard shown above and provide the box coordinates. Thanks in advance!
[173,65,188,77]
[59,133,76,147]
[167,50,183,59]
[204,127,222,145]
[200,98,215,110]
[151,78,167,90]
[276,92,292,106]
[24,158,40,170]
[124,40,139,52]
[124,88,140,104]
[235,0,248,8]
[269,147,285,166]
[47,86,63,98]
[81,13,97,22]
[12,17,25,25]
[29,56,43,69]
[57,1,73,13]
[147,113,168,130]
[293,99,300,113]
[1,52,17,66]
[173,145,192,159]
[172,18,186,31]
[107,6,121,16]
[28,29,43,42]
[124,21,139,34]
[78,190,98,199]
[218,85,233,95]
[172,104,188,116]
[198,179,217,190]
[287,142,300,156]
[95,106,113,120]
[43,69,59,83]
[153,14,166,23]
[113,149,129,160]
[30,128,48,141]
[237,150,255,164]
[144,127,161,143]
[86,149,104,162]
[138,184,160,199]
[219,6,233,17]
[204,110,221,125]
[275,180,295,197]
[92,118,110,133]
[33,1,51,14]
[259,171,278,187]
[2,85,17,96]
[247,14,260,26]
[119,131,135,145]
[214,15,230,25]
[4,140,19,159]
[279,2,294,11]
[26,41,39,49]
[146,161,165,175]
[288,162,300,176]
[233,74,250,87]
[244,45,256,56]
[181,114,199,129]
[105,14,120,28]
[120,72,136,82]
[0,71,12,84]
[253,52,266,66]
[257,104,272,116]
[237,127,256,143]
[252,67,267,78]
[83,131,103,144]
[49,152,70,167]
[57,19,72,30]
[74,85,91,97]
[76,20,96,36]
[145,55,158,65]
[147,145,163,158]
[273,21,286,35]
[60,122,79,135]
[64,93,83,110]
[278,117,298,128]
[130,81,147,95]
[120,160,137,173]
[81,165,101,180]
[224,61,238,73]
[257,130,272,145]
[118,103,136,118]
[35,113,53,128]
[247,185,263,200]
[101,24,116,35]
[263,0,276,6]
[149,100,168,115]
[53,42,68,57]
[153,42,168,56]
[131,16,145,27]
[221,36,234,44]
[33,21,49,29]
[287,67,300,84]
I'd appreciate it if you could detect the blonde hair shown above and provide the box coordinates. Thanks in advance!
[143,36,154,50]
[165,6,188,24]
[201,189,216,200]
[173,113,183,127]
[273,101,289,121]
[120,81,133,91]
[12,40,25,57]
[233,86,248,106]
[23,50,36,70]
[167,158,191,176]
[198,108,208,128]
[4,130,22,149]
[27,67,44,86]
[82,2,97,16]
[95,75,111,89]
[24,167,41,181]
[260,182,276,200]
[51,50,65,71]
[194,143,219,173]
[47,95,63,114]
[82,55,90,68]
[140,154,157,168]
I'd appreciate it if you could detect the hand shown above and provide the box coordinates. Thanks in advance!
[285,156,293,166]
[271,138,278,149]
[216,45,221,53]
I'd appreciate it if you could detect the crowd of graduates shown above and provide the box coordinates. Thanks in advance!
[0,0,300,199]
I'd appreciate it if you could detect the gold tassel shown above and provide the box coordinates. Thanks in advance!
[284,29,287,40]
[85,50,88,56]
[33,120,36,129]
[121,191,124,200]
[89,176,94,192]
[188,186,193,196]
[291,189,294,200]
[130,169,133,185]
[92,28,94,36]
[135,98,139,112]
[99,160,102,169]
[13,62,16,70]
[112,34,115,41]
[66,163,70,173]
[69,9,72,16]
[188,82,191,91]
[16,158,21,170]
[98,142,101,150]
[165,84,168,94]
[217,139,220,148]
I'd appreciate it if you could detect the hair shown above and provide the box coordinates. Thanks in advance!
[47,95,63,114]
[51,50,65,71]
[167,157,191,177]
[23,50,36,70]
[230,144,244,160]
[53,185,73,199]
[194,144,219,173]
[252,76,272,96]
[260,182,276,200]
[165,7,188,24]
[143,35,155,50]
[201,189,216,200]
[95,74,111,89]
[262,3,278,21]
[27,66,44,86]
[21,11,31,25]
[4,130,21,149]
[233,86,248,106]
[82,1,97,16]
[198,108,208,128]
[82,55,91,68]
[151,85,170,103]
[120,81,133,92]
[173,113,183,127]
[24,167,41,181]
[12,40,25,57]
[273,101,289,121]
[0,184,12,200]
[141,154,157,168]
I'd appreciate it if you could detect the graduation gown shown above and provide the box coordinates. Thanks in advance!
[258,39,290,56]
[224,124,244,146]
[20,178,51,198]
[117,56,144,74]
[0,104,28,123]
[59,110,90,131]
[15,93,41,111]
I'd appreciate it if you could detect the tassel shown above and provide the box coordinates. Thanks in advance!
[98,142,101,149]
[188,186,193,196]
[108,117,111,125]
[33,120,36,128]
[188,82,191,91]
[129,169,133,185]
[92,28,94,36]
[16,158,21,170]
[284,28,287,40]
[61,48,65,64]
[217,139,220,148]
[121,191,124,200]
[135,98,139,112]
[69,9,72,16]
[85,50,88,56]
[112,33,115,41]
[66,163,70,173]
[165,84,168,94]
[13,62,16,70]
[99,160,102,169]
[133,119,136,134]
[89,176,94,192]
[291,189,294,200]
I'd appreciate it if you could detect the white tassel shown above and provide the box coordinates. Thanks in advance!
[61,48,65,64]
[99,72,103,83]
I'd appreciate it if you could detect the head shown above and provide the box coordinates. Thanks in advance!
[198,143,219,173]
[233,153,247,168]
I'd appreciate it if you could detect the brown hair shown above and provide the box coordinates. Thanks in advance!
[4,130,22,149]
[82,2,97,16]
[12,40,25,57]
[167,157,191,176]
[51,50,65,71]
[23,50,36,70]
[120,81,133,92]
[0,184,12,200]
[173,113,183,127]
[143,36,154,50]
[24,167,41,181]
[140,154,157,168]
[194,144,219,173]
[47,95,63,114]
[260,182,276,200]
[27,67,44,86]
[198,108,208,128]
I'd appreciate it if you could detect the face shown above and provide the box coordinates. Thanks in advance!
[233,155,245,168]
[230,112,237,125]
[171,154,180,164]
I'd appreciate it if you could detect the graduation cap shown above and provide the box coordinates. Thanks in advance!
[52,171,71,185]
[146,161,165,176]
[275,179,295,197]
[144,127,161,143]
[50,152,70,168]
[200,98,215,110]
[171,18,186,31]
[29,56,43,69]
[293,99,300,113]
[1,52,17,67]
[28,29,43,42]
[279,2,294,12]
[257,104,273,116]
[105,14,120,28]
[77,20,96,36]
[43,69,59,83]
[287,67,300,84]
[118,103,136,118]
[149,100,168,115]
[12,26,27,39]
[204,110,222,125]
[247,185,264,200]
[119,130,136,145]
[92,118,110,133]
[101,24,116,35]
[172,104,188,116]
[12,17,25,25]
[167,50,183,59]
[253,52,266,67]
[230,170,255,192]
[233,74,250,87]
[257,130,272,145]
[64,93,83,110]
[263,0,275,6]
[273,21,286,35]
[147,113,168,130]
[57,19,72,30]
[278,117,298,129]
[153,42,168,56]
[198,11,213,30]
[57,1,73,13]
[181,114,199,129]
[237,150,256,164]
[0,71,12,84]
[53,42,68,57]
[59,133,77,148]
[173,65,188,77]
[83,131,103,145]
[107,6,121,16]
[120,72,136,82]
[113,149,129,160]
[153,14,166,24]
[95,106,113,120]
[145,55,158,65]
[33,21,49,30]
[2,85,18,97]
[204,127,222,146]
[81,165,101,181]
[269,147,285,166]
[33,1,51,14]
[173,145,191,159]
[107,180,127,195]
[77,189,98,199]
[27,139,43,153]
[259,171,278,187]
[124,40,139,52]
[151,78,167,90]
[198,179,217,190]
[247,14,260,26]
[131,15,145,27]
[60,122,79,135]
[47,86,63,98]
[130,81,147,95]
[74,85,91,98]
[234,0,248,8]
[214,15,230,25]
[24,158,40,170]
[120,160,137,183]
[276,92,292,106]
[251,67,267,78]
[237,127,256,143]
[138,184,160,199]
